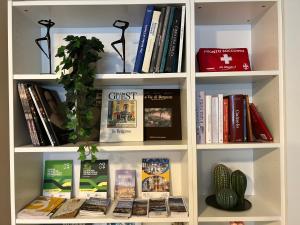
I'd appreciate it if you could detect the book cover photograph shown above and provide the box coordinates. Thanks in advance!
[132,199,149,217]
[112,199,134,218]
[51,198,85,219]
[142,158,170,198]
[43,160,73,199]
[148,198,168,217]
[100,89,143,142]
[17,196,65,219]
[168,197,188,217]
[114,170,136,199]
[144,89,181,140]
[79,160,109,198]
[79,198,111,217]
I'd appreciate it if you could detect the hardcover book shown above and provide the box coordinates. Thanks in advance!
[205,95,212,144]
[197,91,205,144]
[79,160,109,198]
[168,197,188,217]
[100,89,143,142]
[133,5,155,73]
[246,95,254,142]
[177,6,186,72]
[228,95,244,142]
[250,103,273,142]
[17,196,65,219]
[114,170,136,199]
[148,198,168,217]
[211,96,219,144]
[223,97,229,143]
[112,199,134,218]
[132,199,149,217]
[142,158,170,198]
[79,198,111,217]
[144,89,181,140]
[43,160,73,199]
[52,198,85,219]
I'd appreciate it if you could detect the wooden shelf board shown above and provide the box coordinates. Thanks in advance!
[197,143,280,150]
[15,140,188,153]
[16,216,190,224]
[12,0,189,6]
[198,195,281,222]
[14,73,187,86]
[195,71,279,84]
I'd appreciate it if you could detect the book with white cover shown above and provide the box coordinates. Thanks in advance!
[198,91,205,144]
[100,89,143,142]
[205,95,212,144]
[142,10,161,72]
[211,96,219,144]
[177,6,186,72]
[218,94,224,143]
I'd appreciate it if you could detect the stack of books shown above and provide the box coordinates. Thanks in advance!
[134,5,186,73]
[196,92,273,144]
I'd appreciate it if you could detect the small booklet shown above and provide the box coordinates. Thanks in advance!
[17,196,65,219]
[51,198,85,219]
[112,199,134,218]
[132,199,149,217]
[148,198,168,218]
[168,197,188,217]
[79,198,111,217]
[114,170,136,199]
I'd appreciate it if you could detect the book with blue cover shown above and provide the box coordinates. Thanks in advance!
[133,5,154,73]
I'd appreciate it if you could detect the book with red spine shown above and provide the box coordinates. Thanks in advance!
[223,97,229,143]
[228,95,244,142]
[250,103,273,142]
[246,96,254,142]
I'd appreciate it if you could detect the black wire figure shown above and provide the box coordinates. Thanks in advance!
[35,19,55,74]
[111,20,129,74]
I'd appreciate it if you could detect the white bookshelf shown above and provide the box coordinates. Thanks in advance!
[8,1,284,225]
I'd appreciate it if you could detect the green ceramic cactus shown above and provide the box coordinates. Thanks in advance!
[216,188,238,209]
[213,164,231,193]
[231,170,247,206]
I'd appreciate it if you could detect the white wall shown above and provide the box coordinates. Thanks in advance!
[0,0,10,225]
[284,0,300,225]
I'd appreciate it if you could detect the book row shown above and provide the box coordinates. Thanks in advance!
[17,83,182,146]
[196,93,273,144]
[43,159,170,199]
[17,196,188,219]
[134,5,185,73]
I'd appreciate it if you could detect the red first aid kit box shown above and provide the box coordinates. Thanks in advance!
[197,48,251,72]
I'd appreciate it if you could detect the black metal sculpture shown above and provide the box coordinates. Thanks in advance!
[35,19,55,74]
[111,20,129,74]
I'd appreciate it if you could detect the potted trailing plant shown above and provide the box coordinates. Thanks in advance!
[55,35,104,162]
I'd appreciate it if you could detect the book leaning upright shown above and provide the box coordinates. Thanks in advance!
[100,89,143,142]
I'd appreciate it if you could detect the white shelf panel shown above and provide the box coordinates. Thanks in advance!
[194,1,276,25]
[13,0,189,6]
[198,195,281,222]
[197,143,280,150]
[195,71,278,84]
[16,216,190,224]
[15,140,188,153]
[14,73,187,86]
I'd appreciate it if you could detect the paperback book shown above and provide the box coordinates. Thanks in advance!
[144,89,181,140]
[79,160,109,198]
[52,198,85,219]
[168,197,188,217]
[79,198,111,217]
[43,160,73,199]
[148,198,168,217]
[142,158,170,198]
[17,196,65,219]
[112,199,134,218]
[100,89,143,142]
[114,170,136,199]
[132,199,149,217]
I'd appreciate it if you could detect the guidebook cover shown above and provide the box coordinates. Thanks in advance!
[100,89,143,142]
[43,160,73,199]
[144,89,181,140]
[142,158,170,198]
[79,160,109,198]
[114,170,136,199]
